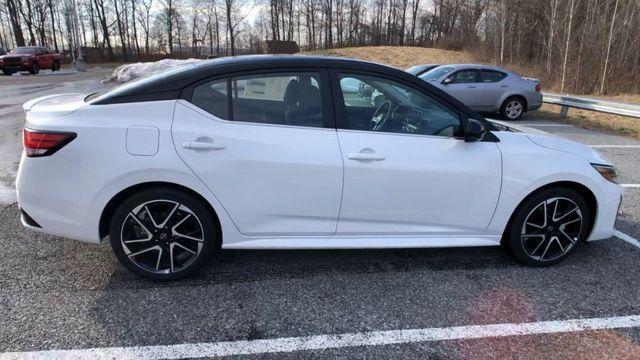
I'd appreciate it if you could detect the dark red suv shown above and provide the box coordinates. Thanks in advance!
[0,46,62,75]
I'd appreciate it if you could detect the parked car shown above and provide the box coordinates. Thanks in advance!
[17,55,621,280]
[0,46,62,75]
[406,64,440,76]
[417,64,542,120]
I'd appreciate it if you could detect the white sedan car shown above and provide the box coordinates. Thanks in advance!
[17,56,622,280]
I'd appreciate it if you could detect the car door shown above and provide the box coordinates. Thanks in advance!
[439,68,479,109]
[36,47,50,68]
[332,71,502,236]
[172,70,344,236]
[474,69,509,111]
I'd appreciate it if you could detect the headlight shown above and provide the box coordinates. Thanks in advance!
[591,164,617,183]
[21,57,30,62]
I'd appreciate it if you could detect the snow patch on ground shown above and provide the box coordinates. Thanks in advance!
[108,59,203,83]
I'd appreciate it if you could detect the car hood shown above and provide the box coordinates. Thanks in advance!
[490,120,612,165]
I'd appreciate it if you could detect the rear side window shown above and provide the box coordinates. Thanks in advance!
[480,70,507,83]
[191,79,229,119]
[230,72,323,128]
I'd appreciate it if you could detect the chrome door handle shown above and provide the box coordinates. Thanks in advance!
[347,153,386,161]
[181,141,225,150]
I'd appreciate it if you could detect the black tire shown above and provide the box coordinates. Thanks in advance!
[2,69,15,76]
[51,61,60,72]
[29,62,40,75]
[507,187,590,267]
[500,96,525,120]
[109,187,217,281]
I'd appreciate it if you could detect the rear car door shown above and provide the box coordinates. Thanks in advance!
[333,71,502,236]
[474,69,509,111]
[439,68,479,108]
[172,70,344,236]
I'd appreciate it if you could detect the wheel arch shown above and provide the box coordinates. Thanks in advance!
[502,94,528,113]
[501,180,597,243]
[98,181,223,247]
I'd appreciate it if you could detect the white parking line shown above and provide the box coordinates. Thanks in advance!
[590,145,640,148]
[621,184,640,188]
[615,230,640,249]
[2,315,639,360]
[516,123,573,127]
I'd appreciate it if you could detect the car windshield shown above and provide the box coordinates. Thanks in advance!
[12,47,37,54]
[420,66,454,81]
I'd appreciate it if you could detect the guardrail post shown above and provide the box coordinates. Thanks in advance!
[559,105,569,118]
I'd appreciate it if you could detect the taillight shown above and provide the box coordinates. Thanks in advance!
[535,83,541,92]
[23,129,76,157]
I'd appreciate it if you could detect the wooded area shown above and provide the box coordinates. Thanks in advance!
[1,0,639,94]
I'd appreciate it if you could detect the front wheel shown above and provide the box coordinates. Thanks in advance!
[29,62,40,75]
[109,188,217,280]
[507,187,590,266]
[51,61,60,72]
[2,69,15,76]
[500,97,525,120]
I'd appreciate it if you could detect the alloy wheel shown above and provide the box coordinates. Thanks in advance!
[520,197,584,262]
[120,200,204,274]
[505,100,523,119]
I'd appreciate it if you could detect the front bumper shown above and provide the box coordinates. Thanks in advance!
[588,180,623,241]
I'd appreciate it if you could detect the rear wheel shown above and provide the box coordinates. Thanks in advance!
[51,61,60,72]
[29,62,40,75]
[507,187,590,266]
[500,97,525,120]
[109,188,217,280]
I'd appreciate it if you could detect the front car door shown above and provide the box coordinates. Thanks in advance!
[333,71,502,236]
[172,70,343,236]
[439,68,479,109]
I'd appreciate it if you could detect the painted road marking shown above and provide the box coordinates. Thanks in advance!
[590,145,640,148]
[621,184,640,188]
[516,123,573,127]
[2,315,640,360]
[615,230,640,249]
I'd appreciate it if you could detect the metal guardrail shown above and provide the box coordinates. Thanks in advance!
[542,92,640,118]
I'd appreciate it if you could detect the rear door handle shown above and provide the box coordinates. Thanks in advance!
[181,141,225,150]
[347,152,386,161]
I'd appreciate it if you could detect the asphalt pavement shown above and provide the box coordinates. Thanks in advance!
[0,71,639,359]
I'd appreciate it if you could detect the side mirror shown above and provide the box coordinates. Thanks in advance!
[464,118,486,142]
[442,78,453,85]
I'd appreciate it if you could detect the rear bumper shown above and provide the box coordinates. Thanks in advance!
[527,94,543,111]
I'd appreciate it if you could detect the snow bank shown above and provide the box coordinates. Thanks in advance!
[108,58,203,83]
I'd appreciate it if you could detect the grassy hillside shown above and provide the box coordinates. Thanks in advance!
[304,46,472,69]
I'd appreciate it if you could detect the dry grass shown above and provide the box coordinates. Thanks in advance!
[304,46,472,69]
[536,104,640,139]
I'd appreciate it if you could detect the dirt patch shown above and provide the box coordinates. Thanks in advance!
[535,104,640,139]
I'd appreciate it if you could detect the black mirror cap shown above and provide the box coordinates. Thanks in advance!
[464,118,487,142]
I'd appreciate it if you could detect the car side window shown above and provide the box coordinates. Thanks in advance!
[480,70,507,83]
[191,78,229,120]
[446,69,477,84]
[339,73,462,138]
[231,72,323,128]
